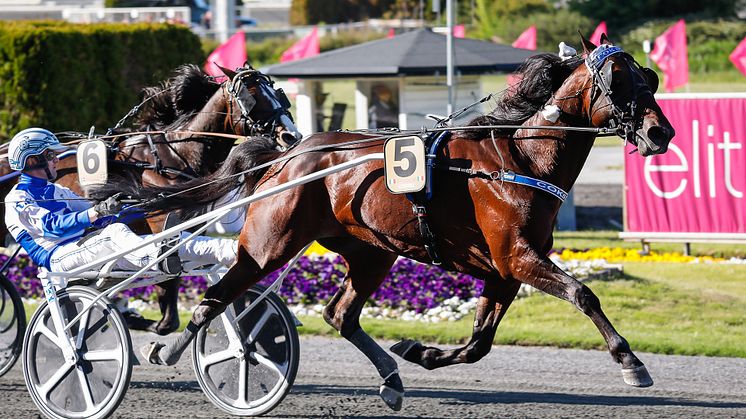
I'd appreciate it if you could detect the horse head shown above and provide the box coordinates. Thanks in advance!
[220,65,302,150]
[577,34,674,156]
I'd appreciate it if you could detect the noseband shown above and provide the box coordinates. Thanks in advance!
[225,69,294,141]
[586,45,656,145]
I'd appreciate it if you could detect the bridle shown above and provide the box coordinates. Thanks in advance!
[585,45,659,146]
[225,68,297,148]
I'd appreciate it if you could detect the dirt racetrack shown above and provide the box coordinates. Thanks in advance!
[2,333,745,418]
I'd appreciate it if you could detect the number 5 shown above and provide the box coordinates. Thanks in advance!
[384,136,426,194]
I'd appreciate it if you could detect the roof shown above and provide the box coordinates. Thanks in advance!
[263,28,539,79]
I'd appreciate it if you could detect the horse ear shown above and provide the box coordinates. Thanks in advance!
[215,63,237,80]
[578,31,596,54]
[600,33,612,45]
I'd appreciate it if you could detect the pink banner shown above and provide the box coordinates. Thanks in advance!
[624,96,746,233]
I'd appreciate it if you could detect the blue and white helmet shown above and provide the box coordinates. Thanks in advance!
[8,128,68,171]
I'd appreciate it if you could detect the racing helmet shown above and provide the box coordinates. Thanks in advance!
[7,128,68,171]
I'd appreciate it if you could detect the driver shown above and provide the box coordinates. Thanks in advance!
[4,128,237,276]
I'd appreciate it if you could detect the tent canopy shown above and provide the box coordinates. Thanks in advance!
[263,28,539,78]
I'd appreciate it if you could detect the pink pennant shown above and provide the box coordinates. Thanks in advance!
[650,19,689,92]
[512,26,537,51]
[453,24,465,38]
[204,31,247,78]
[590,21,607,45]
[281,27,320,63]
[729,36,746,77]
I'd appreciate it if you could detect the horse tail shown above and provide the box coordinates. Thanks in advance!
[91,136,282,217]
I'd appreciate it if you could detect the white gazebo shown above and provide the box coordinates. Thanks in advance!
[264,28,538,136]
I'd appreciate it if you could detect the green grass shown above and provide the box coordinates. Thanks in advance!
[553,230,746,258]
[296,262,746,358]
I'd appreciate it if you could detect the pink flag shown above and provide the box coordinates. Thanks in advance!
[512,26,537,50]
[281,27,320,63]
[508,26,536,88]
[590,21,607,45]
[454,24,465,38]
[204,31,246,78]
[650,19,689,92]
[729,37,746,77]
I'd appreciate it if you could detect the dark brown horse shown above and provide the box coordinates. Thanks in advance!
[104,36,674,410]
[0,63,300,333]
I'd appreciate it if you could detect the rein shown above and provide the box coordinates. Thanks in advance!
[124,121,619,210]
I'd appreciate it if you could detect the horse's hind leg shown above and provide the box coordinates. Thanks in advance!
[320,240,403,410]
[512,250,653,387]
[391,277,521,369]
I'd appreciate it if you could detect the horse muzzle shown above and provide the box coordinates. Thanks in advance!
[636,124,674,156]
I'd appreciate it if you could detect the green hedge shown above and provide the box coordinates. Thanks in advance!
[0,21,202,140]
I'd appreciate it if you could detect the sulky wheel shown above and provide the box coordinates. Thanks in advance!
[0,273,25,377]
[192,284,300,416]
[23,286,132,419]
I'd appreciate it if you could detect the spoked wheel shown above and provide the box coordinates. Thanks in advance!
[192,284,300,416]
[23,286,132,419]
[0,273,25,377]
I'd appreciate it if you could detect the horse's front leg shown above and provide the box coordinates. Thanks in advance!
[321,244,403,410]
[512,249,653,387]
[391,277,521,369]
[141,247,263,365]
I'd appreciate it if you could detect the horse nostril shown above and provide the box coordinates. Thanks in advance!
[646,126,670,148]
[280,131,300,146]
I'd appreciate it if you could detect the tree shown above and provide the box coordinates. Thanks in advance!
[568,0,741,30]
[474,0,551,40]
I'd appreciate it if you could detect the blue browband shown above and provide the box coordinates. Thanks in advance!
[495,170,569,202]
[586,45,623,71]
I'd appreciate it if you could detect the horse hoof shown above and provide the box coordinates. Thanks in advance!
[140,342,166,365]
[149,319,179,336]
[622,365,653,387]
[379,383,404,411]
[122,311,157,331]
[390,339,420,360]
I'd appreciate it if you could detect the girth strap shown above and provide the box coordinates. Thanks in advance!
[411,203,442,265]
[437,164,569,202]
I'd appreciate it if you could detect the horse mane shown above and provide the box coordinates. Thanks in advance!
[458,53,584,139]
[136,64,221,131]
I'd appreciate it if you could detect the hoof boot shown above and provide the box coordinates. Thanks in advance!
[379,384,404,411]
[622,365,653,387]
[140,342,166,365]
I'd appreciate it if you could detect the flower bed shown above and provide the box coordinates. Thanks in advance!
[9,245,742,322]
[3,251,619,321]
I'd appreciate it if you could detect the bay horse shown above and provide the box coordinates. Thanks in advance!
[100,35,674,410]
[0,63,300,334]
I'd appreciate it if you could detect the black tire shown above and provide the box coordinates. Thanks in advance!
[23,286,132,419]
[0,273,25,377]
[192,284,300,416]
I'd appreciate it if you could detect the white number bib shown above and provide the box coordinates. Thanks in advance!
[383,136,426,194]
[76,140,108,187]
